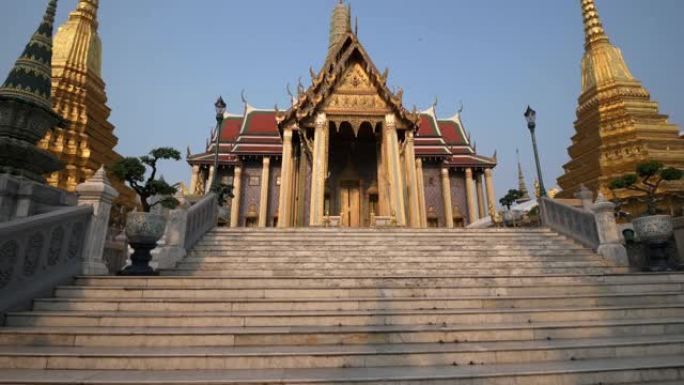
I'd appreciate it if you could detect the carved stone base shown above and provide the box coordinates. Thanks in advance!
[596,243,629,267]
[118,242,159,276]
[81,260,109,276]
[643,242,674,272]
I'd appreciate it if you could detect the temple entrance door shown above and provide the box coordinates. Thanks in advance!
[340,180,361,227]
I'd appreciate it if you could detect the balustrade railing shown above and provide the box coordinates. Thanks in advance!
[0,205,92,313]
[184,193,217,250]
[540,197,599,250]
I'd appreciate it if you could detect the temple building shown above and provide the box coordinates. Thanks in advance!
[37,0,136,209]
[187,2,497,228]
[557,0,684,209]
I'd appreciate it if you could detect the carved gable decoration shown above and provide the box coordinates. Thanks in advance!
[323,62,389,115]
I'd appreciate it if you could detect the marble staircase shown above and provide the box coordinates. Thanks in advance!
[1,228,683,384]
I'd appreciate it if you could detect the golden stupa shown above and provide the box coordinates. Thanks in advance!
[38,0,136,209]
[557,0,684,213]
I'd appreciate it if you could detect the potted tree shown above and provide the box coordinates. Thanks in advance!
[499,189,523,227]
[110,147,181,275]
[610,161,682,270]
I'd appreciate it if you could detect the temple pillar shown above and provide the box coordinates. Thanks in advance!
[207,165,216,192]
[230,165,243,227]
[476,172,486,219]
[278,127,294,227]
[376,131,390,216]
[440,167,454,228]
[465,167,478,225]
[383,114,406,226]
[404,132,421,227]
[416,158,427,228]
[484,168,497,216]
[189,165,200,195]
[309,113,328,226]
[258,156,270,227]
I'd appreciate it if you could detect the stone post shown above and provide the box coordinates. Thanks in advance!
[230,165,242,227]
[207,166,216,191]
[76,166,119,275]
[258,157,271,227]
[310,113,329,226]
[591,193,629,266]
[465,168,478,225]
[576,184,594,211]
[440,167,454,228]
[152,209,188,270]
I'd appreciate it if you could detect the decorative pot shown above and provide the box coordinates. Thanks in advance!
[633,215,673,244]
[119,212,166,276]
[633,215,674,272]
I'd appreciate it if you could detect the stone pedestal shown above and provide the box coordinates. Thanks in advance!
[591,193,629,266]
[152,209,188,270]
[77,167,119,275]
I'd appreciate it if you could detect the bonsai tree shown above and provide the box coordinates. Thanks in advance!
[499,189,523,211]
[609,161,682,216]
[110,147,182,212]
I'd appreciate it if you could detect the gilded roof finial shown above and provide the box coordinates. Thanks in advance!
[581,0,609,48]
[0,0,58,110]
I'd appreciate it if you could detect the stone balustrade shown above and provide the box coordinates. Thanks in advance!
[540,195,628,266]
[0,205,92,313]
[184,193,218,251]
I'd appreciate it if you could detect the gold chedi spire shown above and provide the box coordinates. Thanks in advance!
[557,0,684,212]
[40,0,136,208]
[581,0,609,48]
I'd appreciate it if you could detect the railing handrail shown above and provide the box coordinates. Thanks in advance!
[184,193,217,250]
[0,205,93,236]
[540,197,600,250]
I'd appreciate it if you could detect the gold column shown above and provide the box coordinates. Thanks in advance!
[476,172,486,219]
[258,157,270,227]
[440,167,454,228]
[278,127,294,227]
[230,165,243,227]
[309,113,329,226]
[404,132,421,227]
[383,114,407,226]
[189,165,200,195]
[465,168,478,225]
[484,168,497,217]
[416,158,427,228]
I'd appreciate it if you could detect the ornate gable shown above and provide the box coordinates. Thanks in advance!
[278,33,419,130]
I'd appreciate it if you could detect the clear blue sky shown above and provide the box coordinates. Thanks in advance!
[1,0,683,200]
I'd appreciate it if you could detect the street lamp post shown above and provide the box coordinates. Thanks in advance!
[524,106,546,197]
[210,96,227,193]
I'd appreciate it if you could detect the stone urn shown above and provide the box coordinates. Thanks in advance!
[119,212,166,276]
[633,215,674,271]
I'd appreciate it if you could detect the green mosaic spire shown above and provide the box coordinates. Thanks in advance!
[0,0,58,111]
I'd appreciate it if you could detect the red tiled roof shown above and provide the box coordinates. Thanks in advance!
[417,114,440,137]
[220,117,243,142]
[241,110,279,136]
[438,120,465,145]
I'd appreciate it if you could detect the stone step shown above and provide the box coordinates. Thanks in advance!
[192,244,585,250]
[31,292,684,312]
[7,305,684,328]
[206,228,555,234]
[72,274,684,288]
[54,283,684,300]
[161,267,630,277]
[183,255,602,263]
[174,261,611,271]
[2,318,683,347]
[0,355,682,384]
[0,335,681,370]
